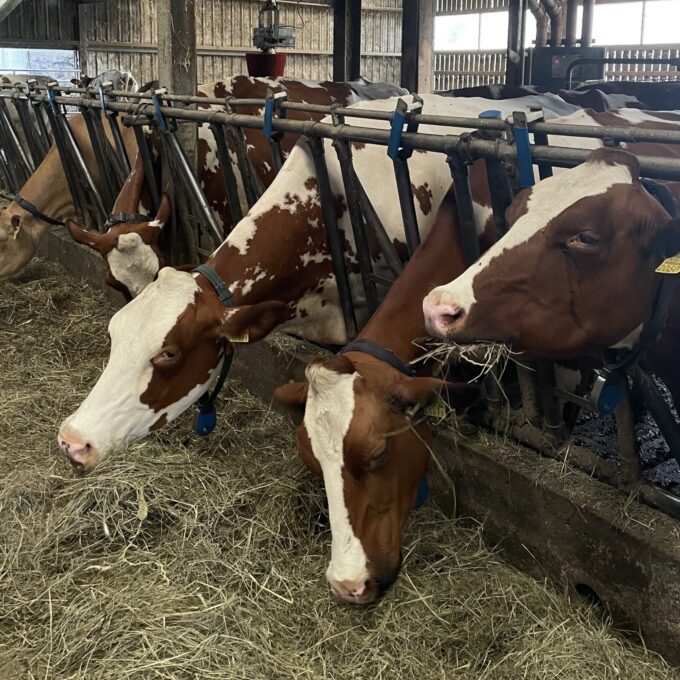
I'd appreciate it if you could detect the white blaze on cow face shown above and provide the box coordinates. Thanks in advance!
[58,268,218,464]
[106,232,161,298]
[303,364,370,591]
[423,158,636,332]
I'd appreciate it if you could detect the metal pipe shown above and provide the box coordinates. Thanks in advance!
[209,123,244,228]
[332,138,379,315]
[528,0,549,47]
[581,0,595,47]
[541,0,563,47]
[567,56,680,88]
[306,135,358,339]
[392,157,421,257]
[565,0,578,47]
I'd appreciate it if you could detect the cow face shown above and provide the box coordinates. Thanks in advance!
[66,194,172,300]
[423,149,680,358]
[275,355,472,604]
[0,208,41,279]
[57,267,290,470]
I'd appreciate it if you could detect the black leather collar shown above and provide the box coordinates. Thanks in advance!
[341,338,417,377]
[13,195,65,226]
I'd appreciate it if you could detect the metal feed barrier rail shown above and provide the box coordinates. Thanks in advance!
[3,81,680,523]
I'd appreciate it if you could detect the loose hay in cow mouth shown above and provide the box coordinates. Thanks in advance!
[0,259,678,680]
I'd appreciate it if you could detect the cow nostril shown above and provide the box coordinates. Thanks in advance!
[438,305,465,328]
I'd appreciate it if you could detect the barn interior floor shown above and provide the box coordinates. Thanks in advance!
[0,258,678,678]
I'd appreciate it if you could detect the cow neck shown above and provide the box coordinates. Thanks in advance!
[352,191,468,367]
[13,150,75,229]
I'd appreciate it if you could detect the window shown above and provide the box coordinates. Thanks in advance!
[435,0,680,53]
[577,2,644,45]
[434,14,480,51]
[0,48,79,85]
[479,12,509,50]
[643,0,680,44]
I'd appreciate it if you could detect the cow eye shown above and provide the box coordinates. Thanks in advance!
[366,443,388,470]
[568,231,602,251]
[151,346,181,367]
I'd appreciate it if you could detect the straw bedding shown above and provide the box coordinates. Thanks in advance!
[0,258,678,679]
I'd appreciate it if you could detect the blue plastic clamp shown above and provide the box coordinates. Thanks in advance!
[512,114,535,189]
[151,90,168,134]
[195,406,217,436]
[414,475,430,509]
[387,101,408,160]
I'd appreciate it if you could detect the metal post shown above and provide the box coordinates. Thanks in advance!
[615,381,642,492]
[447,151,480,267]
[130,121,161,212]
[333,137,379,314]
[306,135,358,339]
[506,0,526,86]
[209,122,244,228]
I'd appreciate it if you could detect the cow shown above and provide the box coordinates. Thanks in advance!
[0,76,406,285]
[273,185,481,604]
[56,92,587,470]
[423,142,680,409]
[71,70,139,93]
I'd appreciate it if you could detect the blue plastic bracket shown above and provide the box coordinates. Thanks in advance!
[388,96,423,161]
[195,405,217,436]
[511,112,535,189]
[263,91,287,140]
[46,85,59,115]
[151,89,169,134]
[414,475,430,509]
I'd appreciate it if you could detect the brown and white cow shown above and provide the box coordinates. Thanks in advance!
[56,93,574,470]
[273,186,481,603]
[423,143,680,406]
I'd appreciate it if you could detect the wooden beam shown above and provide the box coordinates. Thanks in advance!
[400,0,434,93]
[157,0,198,263]
[333,0,361,82]
[0,0,25,24]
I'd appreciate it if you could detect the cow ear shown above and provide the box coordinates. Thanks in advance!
[66,220,105,251]
[273,381,309,408]
[217,301,290,344]
[154,193,172,227]
[642,218,680,262]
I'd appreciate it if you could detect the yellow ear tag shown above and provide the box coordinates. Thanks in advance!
[226,330,249,343]
[425,395,448,419]
[656,255,680,274]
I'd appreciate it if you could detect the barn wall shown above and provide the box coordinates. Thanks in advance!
[0,0,78,48]
[80,0,403,86]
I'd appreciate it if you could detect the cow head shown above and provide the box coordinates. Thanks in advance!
[0,205,43,279]
[57,267,291,470]
[423,148,680,357]
[67,194,171,299]
[274,353,474,604]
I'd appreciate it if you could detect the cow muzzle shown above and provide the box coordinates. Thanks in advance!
[423,292,467,339]
[57,427,100,471]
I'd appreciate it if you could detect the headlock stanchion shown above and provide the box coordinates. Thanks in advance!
[9,85,47,168]
[7,83,680,519]
[42,83,107,228]
[263,90,288,174]
[388,97,423,257]
[306,134,358,340]
[150,89,224,251]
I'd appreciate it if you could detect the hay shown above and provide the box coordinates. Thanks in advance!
[0,260,678,679]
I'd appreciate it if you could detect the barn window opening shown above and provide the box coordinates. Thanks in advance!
[435,0,680,52]
[0,47,80,85]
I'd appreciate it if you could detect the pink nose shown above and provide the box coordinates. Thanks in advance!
[57,431,97,468]
[329,579,369,604]
[422,295,466,338]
